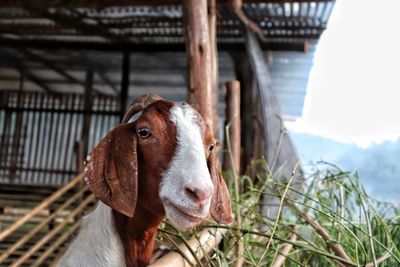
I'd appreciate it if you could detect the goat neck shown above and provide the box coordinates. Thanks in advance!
[113,205,164,267]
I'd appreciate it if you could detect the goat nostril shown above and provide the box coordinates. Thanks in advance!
[184,186,210,202]
[185,187,197,200]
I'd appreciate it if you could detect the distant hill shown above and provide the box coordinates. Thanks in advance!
[289,132,400,203]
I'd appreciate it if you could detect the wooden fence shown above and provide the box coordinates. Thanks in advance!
[0,91,120,186]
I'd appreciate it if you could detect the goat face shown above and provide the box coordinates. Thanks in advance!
[84,95,232,230]
[159,104,217,229]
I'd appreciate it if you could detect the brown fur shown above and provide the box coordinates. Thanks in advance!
[84,96,232,266]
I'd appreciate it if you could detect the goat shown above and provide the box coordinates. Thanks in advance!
[58,94,233,267]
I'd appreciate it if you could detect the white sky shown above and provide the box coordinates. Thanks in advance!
[286,0,400,148]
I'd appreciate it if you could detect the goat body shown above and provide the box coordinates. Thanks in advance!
[58,95,232,267]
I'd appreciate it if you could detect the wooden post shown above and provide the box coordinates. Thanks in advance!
[222,80,243,267]
[74,140,84,175]
[231,53,257,171]
[120,51,130,121]
[10,65,25,181]
[183,0,213,130]
[208,0,219,138]
[223,80,241,174]
[81,68,93,158]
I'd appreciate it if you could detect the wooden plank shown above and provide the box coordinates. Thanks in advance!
[244,29,303,219]
[9,194,95,267]
[183,0,213,129]
[32,221,81,267]
[245,29,301,174]
[0,187,87,264]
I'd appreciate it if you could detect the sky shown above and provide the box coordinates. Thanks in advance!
[286,0,400,148]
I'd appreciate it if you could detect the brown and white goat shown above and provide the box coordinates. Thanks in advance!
[58,94,232,267]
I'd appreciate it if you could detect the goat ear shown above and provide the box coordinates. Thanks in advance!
[84,123,138,218]
[209,153,233,224]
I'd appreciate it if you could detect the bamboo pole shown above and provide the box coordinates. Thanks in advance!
[10,194,96,267]
[149,227,228,267]
[0,186,88,263]
[0,173,83,242]
[32,221,81,267]
[183,0,213,130]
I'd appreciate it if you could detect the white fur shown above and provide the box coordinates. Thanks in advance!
[159,105,214,229]
[57,202,125,267]
[60,104,215,265]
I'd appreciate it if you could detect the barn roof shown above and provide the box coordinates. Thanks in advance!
[0,1,336,118]
[0,0,335,52]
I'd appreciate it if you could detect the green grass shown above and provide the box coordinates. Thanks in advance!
[158,161,400,267]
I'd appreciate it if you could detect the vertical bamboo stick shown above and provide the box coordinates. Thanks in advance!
[222,80,243,267]
[183,0,213,130]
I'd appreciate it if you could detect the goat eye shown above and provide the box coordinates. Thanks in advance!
[209,144,215,151]
[137,128,151,139]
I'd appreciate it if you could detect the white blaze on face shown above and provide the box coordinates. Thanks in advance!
[159,105,214,229]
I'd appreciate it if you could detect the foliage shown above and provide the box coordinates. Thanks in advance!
[159,161,400,267]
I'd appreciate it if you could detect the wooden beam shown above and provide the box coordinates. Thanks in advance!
[14,62,56,93]
[25,6,130,44]
[96,70,118,94]
[0,37,309,52]
[183,0,213,129]
[0,0,334,9]
[12,48,105,94]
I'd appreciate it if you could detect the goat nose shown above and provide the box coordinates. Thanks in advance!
[184,183,213,202]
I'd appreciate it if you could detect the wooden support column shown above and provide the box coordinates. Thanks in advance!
[120,51,130,120]
[223,80,241,174]
[223,80,243,267]
[231,53,258,172]
[208,0,219,138]
[183,0,213,130]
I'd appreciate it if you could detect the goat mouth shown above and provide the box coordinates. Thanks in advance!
[164,201,203,223]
